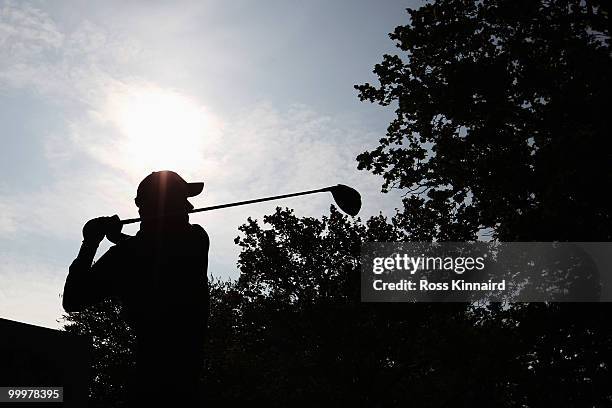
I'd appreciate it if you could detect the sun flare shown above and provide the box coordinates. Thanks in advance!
[107,84,220,179]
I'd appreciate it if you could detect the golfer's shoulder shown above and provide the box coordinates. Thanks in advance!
[112,235,141,252]
[94,236,138,266]
[189,223,209,246]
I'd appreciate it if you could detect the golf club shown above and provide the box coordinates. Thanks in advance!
[120,184,361,225]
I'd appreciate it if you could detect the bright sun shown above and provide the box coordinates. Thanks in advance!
[107,84,219,178]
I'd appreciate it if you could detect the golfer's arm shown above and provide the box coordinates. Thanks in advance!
[63,241,105,312]
[107,232,132,244]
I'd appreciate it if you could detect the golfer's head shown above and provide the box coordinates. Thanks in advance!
[135,170,203,218]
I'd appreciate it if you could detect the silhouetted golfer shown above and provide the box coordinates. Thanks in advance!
[63,170,209,407]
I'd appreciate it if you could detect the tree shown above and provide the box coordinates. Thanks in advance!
[353,1,612,406]
[63,299,135,407]
[219,206,527,407]
[355,0,611,241]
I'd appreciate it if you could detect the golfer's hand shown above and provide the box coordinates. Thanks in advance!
[82,216,114,244]
[105,215,125,244]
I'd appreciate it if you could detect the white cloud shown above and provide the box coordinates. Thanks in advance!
[0,1,142,105]
[0,200,17,234]
[0,1,63,51]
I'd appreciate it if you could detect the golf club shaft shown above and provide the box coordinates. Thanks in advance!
[120,186,332,225]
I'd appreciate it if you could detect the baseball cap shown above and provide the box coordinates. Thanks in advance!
[135,170,204,207]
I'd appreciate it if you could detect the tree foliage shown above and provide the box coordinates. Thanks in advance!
[63,299,135,407]
[356,0,611,241]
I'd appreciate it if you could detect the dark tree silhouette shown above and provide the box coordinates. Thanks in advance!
[356,0,611,241]
[353,0,612,406]
[63,299,135,408]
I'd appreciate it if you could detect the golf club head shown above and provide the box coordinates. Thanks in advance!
[330,184,361,216]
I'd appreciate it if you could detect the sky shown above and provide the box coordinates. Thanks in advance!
[0,0,420,328]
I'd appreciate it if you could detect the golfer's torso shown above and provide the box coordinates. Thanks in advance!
[113,225,209,330]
